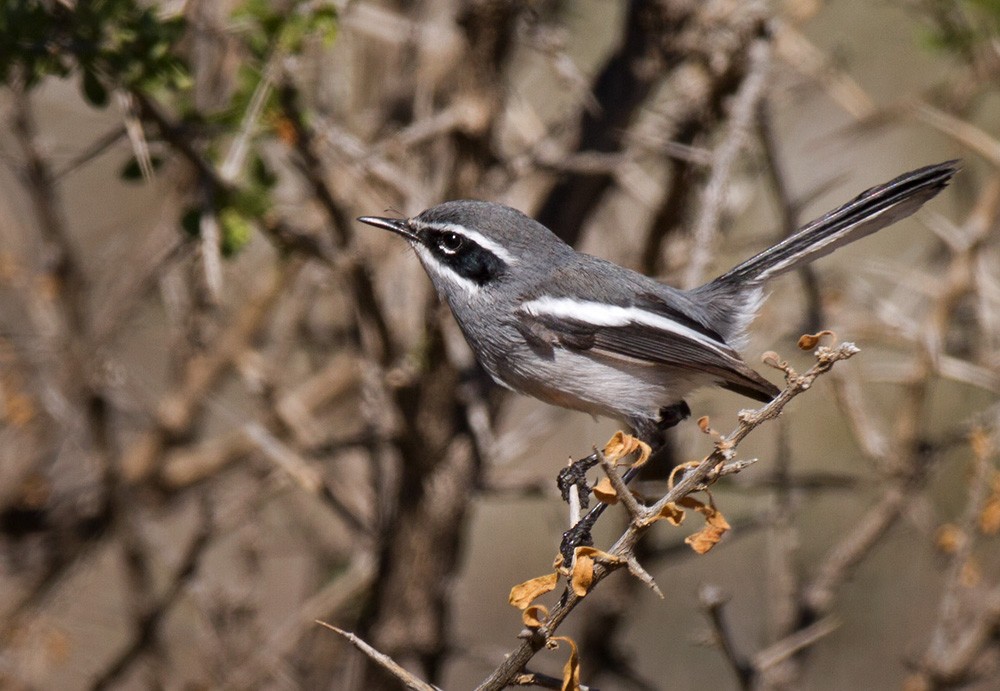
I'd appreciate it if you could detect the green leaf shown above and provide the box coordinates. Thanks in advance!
[249,154,277,189]
[219,207,254,256]
[225,187,271,219]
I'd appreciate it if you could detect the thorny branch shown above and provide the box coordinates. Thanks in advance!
[475,342,860,691]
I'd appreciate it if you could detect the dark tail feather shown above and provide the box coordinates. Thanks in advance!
[710,160,959,287]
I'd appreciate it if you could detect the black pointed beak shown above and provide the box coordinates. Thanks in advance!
[357,215,417,241]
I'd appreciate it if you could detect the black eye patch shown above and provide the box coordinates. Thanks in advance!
[422,229,506,285]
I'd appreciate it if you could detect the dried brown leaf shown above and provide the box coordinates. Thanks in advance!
[761,351,783,368]
[685,522,730,554]
[970,426,993,460]
[798,330,835,350]
[592,476,618,504]
[667,460,701,489]
[604,431,631,463]
[902,673,932,691]
[960,559,981,588]
[575,546,623,564]
[652,501,686,526]
[604,431,652,467]
[980,497,1000,535]
[550,636,581,691]
[522,604,549,629]
[566,546,622,599]
[509,572,559,610]
[679,496,731,554]
[935,523,964,554]
[273,116,298,145]
[570,552,594,598]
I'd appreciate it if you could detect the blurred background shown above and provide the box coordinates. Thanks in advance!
[0,0,998,689]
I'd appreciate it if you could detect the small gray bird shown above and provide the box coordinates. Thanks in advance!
[359,161,957,447]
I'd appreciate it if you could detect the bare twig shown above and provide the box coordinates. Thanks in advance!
[803,484,908,615]
[91,499,215,691]
[700,584,752,690]
[316,622,438,691]
[683,36,771,288]
[752,616,840,672]
[916,426,1000,686]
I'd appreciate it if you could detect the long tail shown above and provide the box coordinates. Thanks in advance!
[711,160,959,287]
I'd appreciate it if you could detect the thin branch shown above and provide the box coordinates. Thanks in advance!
[700,584,752,690]
[911,101,1000,167]
[918,426,999,685]
[803,484,908,615]
[225,555,377,690]
[752,616,840,673]
[316,622,438,691]
[683,36,771,288]
[244,421,370,535]
[598,451,645,520]
[119,258,301,482]
[90,499,214,691]
[757,96,824,333]
[53,125,128,179]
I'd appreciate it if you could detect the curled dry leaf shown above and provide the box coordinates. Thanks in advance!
[550,636,581,691]
[652,501,686,526]
[685,519,730,554]
[960,559,981,588]
[575,545,622,564]
[509,572,559,610]
[570,552,594,598]
[969,426,993,460]
[522,604,549,629]
[592,476,618,504]
[761,350,783,368]
[566,546,623,598]
[797,329,835,350]
[902,673,930,691]
[980,496,1000,535]
[667,460,701,489]
[604,430,652,467]
[679,496,731,554]
[934,523,965,554]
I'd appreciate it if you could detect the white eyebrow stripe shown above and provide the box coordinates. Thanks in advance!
[520,296,732,357]
[411,220,517,265]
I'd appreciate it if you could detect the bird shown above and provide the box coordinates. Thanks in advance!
[359,161,957,448]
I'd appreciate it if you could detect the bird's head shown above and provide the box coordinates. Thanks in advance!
[359,200,571,303]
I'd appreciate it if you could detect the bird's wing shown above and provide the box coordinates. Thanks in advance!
[516,292,779,403]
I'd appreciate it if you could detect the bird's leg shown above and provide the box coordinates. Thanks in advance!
[557,451,600,511]
[657,401,692,430]
[557,449,658,562]
[558,402,690,561]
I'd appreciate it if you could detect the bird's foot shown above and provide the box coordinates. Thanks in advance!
[556,450,600,510]
[557,430,657,560]
[559,510,598,563]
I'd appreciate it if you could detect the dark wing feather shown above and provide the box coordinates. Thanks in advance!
[518,298,779,403]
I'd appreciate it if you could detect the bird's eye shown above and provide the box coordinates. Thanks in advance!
[438,232,464,254]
